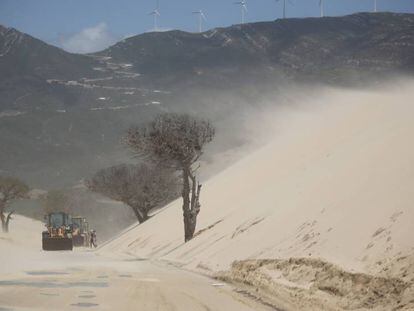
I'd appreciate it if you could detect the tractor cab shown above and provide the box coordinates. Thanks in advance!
[46,212,71,229]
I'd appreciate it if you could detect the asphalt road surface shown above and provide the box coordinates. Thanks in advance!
[0,251,272,311]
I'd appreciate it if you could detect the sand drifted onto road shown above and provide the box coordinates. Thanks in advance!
[0,217,271,310]
[0,256,272,310]
[218,258,413,310]
[100,80,414,310]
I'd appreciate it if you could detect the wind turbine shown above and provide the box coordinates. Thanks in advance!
[319,0,324,17]
[374,0,377,12]
[149,0,160,31]
[275,0,293,19]
[193,10,207,33]
[234,1,248,24]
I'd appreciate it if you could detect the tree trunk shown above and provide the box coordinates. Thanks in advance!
[4,211,14,233]
[0,205,6,233]
[141,202,150,222]
[182,168,192,242]
[1,215,6,233]
[140,208,149,222]
[184,209,198,242]
[132,207,144,223]
[182,167,202,242]
[130,205,149,224]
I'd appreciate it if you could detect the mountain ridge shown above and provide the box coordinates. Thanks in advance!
[100,12,414,76]
[0,12,413,189]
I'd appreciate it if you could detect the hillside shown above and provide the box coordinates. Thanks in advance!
[0,25,103,110]
[0,12,414,189]
[101,12,414,82]
[100,81,414,310]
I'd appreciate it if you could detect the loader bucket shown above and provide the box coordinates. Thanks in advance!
[42,237,73,251]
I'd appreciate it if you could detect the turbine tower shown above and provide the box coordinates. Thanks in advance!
[234,1,248,24]
[149,0,160,31]
[193,10,207,33]
[374,0,377,12]
[319,0,324,17]
[275,0,293,19]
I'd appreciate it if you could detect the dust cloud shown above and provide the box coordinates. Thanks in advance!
[198,78,414,182]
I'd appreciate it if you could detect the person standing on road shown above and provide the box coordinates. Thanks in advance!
[90,230,97,248]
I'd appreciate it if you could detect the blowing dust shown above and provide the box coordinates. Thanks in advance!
[99,78,414,310]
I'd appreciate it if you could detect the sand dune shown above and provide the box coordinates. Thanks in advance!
[100,80,414,309]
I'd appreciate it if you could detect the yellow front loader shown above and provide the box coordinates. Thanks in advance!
[42,212,73,251]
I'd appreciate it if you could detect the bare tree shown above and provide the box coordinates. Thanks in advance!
[0,176,29,233]
[126,113,215,242]
[87,164,179,223]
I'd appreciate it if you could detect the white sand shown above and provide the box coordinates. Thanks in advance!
[101,81,414,279]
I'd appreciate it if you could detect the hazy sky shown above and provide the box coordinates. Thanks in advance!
[0,0,413,53]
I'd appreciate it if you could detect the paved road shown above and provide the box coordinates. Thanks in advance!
[0,251,271,311]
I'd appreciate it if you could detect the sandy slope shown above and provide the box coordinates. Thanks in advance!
[100,81,414,309]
